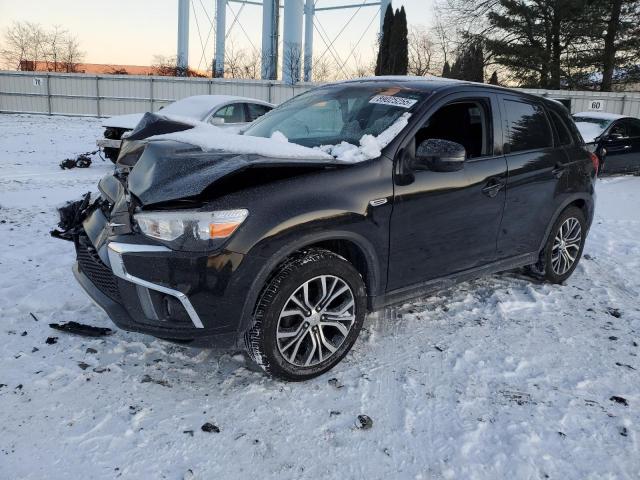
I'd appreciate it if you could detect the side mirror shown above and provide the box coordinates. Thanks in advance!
[210,117,225,126]
[415,139,466,172]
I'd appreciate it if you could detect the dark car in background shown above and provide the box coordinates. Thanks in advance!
[58,77,597,381]
[573,112,640,175]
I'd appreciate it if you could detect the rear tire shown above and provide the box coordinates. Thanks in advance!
[245,249,366,381]
[536,206,587,284]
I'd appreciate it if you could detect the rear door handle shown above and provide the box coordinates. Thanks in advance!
[481,178,505,198]
[552,163,566,178]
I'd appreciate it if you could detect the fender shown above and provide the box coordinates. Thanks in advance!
[536,192,594,253]
[235,229,383,336]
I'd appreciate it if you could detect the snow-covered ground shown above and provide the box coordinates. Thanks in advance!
[1,113,639,480]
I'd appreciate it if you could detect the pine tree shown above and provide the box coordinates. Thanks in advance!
[375,4,394,76]
[489,70,499,85]
[442,61,451,78]
[389,6,408,75]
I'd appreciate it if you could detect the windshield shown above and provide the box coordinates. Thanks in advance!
[573,116,612,142]
[243,83,430,148]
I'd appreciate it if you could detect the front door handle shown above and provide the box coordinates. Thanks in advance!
[481,178,505,198]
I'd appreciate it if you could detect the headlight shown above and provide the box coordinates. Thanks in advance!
[134,209,248,250]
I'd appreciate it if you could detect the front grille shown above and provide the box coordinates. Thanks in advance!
[76,237,121,303]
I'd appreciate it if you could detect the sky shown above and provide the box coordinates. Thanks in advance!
[0,0,436,71]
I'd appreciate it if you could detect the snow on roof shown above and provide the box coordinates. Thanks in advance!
[160,95,271,119]
[573,111,626,120]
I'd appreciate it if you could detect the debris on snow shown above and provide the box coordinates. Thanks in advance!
[607,308,622,318]
[328,378,344,389]
[49,321,113,338]
[201,423,220,433]
[610,396,629,406]
[45,337,58,345]
[355,415,373,430]
[140,375,171,388]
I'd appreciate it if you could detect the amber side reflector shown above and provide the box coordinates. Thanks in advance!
[209,222,241,239]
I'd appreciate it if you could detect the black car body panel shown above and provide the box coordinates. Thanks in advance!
[61,78,596,348]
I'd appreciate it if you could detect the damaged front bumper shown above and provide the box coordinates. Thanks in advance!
[64,194,253,348]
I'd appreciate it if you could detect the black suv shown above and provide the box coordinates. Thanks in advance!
[57,78,597,381]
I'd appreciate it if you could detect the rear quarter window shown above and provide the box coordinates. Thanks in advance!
[548,109,573,145]
[504,99,553,153]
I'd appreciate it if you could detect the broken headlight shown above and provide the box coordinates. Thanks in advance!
[134,209,248,251]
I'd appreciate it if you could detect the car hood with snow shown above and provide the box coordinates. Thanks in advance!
[116,111,410,206]
[102,113,146,130]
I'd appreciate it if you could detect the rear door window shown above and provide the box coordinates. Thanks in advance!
[622,119,640,138]
[504,99,552,153]
[247,103,272,122]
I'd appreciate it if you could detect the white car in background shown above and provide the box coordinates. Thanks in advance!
[97,95,274,162]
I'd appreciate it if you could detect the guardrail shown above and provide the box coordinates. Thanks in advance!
[1,70,639,117]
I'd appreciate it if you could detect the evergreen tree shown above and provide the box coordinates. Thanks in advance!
[375,4,394,76]
[389,6,409,75]
[489,70,499,85]
[442,61,451,78]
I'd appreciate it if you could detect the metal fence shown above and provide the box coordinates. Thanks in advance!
[2,70,640,118]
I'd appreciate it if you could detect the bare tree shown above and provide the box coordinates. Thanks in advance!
[60,34,85,73]
[1,21,47,70]
[408,26,435,76]
[349,50,375,78]
[312,56,334,82]
[44,25,68,72]
[283,44,302,83]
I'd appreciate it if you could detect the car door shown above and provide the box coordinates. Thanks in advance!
[602,119,640,174]
[496,96,566,258]
[387,92,507,291]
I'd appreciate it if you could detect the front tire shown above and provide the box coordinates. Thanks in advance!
[537,206,587,284]
[245,249,366,381]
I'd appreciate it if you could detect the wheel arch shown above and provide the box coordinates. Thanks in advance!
[236,231,382,336]
[537,194,593,253]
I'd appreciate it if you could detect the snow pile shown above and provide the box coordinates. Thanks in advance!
[317,112,411,162]
[147,124,332,160]
[146,113,410,163]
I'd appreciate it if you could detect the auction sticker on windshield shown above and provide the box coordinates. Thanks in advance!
[369,95,417,109]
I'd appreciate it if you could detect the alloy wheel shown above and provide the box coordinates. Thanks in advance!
[276,275,356,367]
[551,217,582,276]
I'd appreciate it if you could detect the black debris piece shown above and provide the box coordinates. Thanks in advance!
[21,331,27,336]
[50,192,95,242]
[77,362,90,370]
[608,336,618,341]
[29,312,39,322]
[183,430,194,437]
[610,396,629,406]
[45,337,58,345]
[620,427,628,437]
[31,347,39,353]
[607,308,622,318]
[59,151,98,170]
[201,423,220,433]
[49,321,113,337]
[557,431,566,437]
[86,347,98,354]
[0,384,6,389]
[615,362,636,370]
[330,410,341,417]
[15,384,23,390]
[435,345,444,352]
[355,414,373,430]
[141,374,171,387]
[328,378,344,389]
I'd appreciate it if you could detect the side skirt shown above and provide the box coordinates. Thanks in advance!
[370,252,538,311]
